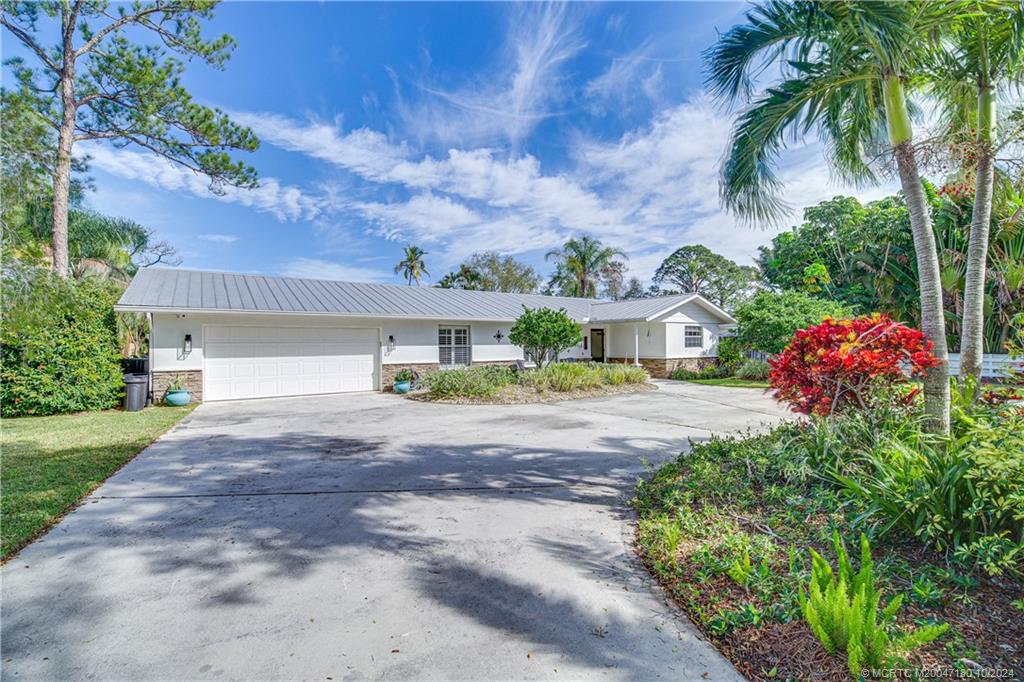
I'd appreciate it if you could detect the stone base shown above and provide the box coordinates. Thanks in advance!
[605,357,717,379]
[152,370,203,403]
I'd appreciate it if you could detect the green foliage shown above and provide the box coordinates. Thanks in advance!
[1,269,123,416]
[668,365,722,381]
[652,244,757,311]
[716,336,743,370]
[597,363,648,386]
[734,290,850,354]
[735,358,771,381]
[394,245,429,286]
[508,306,583,368]
[800,533,948,676]
[3,0,259,185]
[393,368,417,383]
[544,236,626,298]
[422,365,516,399]
[830,411,1024,575]
[523,362,602,392]
[438,252,540,294]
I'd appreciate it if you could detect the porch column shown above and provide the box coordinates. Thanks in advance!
[633,324,640,366]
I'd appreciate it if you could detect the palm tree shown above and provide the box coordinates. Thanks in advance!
[435,264,483,290]
[394,245,429,286]
[705,1,963,433]
[931,3,1024,384]
[545,235,626,298]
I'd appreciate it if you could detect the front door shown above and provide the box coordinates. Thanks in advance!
[590,329,605,362]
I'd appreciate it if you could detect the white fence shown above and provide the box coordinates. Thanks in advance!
[947,353,1022,379]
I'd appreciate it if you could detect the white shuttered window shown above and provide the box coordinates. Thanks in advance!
[439,326,471,366]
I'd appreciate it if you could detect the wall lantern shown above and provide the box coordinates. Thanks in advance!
[493,330,505,342]
[387,335,396,352]
[183,333,192,354]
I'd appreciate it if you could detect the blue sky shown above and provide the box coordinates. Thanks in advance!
[5,1,897,285]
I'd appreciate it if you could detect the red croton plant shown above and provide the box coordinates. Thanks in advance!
[769,314,941,416]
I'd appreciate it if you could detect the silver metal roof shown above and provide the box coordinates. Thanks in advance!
[115,268,736,323]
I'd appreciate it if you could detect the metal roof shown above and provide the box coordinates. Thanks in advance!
[115,268,736,324]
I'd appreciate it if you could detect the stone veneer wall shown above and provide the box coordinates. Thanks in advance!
[605,356,717,379]
[152,370,203,403]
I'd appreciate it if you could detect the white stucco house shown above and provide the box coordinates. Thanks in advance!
[115,268,736,402]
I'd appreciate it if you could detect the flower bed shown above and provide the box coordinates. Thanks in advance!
[409,362,652,404]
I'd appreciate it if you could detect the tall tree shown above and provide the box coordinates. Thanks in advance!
[435,264,482,290]
[1,0,259,278]
[463,252,540,293]
[653,244,757,310]
[621,277,646,300]
[545,235,626,298]
[395,245,429,286]
[706,0,961,433]
[931,2,1024,384]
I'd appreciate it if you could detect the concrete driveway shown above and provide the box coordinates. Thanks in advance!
[1,381,788,681]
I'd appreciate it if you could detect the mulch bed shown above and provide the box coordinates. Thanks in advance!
[638,533,1024,681]
[406,381,656,405]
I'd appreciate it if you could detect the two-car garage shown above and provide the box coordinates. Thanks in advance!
[203,325,378,402]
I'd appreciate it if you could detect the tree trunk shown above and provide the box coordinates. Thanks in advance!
[883,75,950,435]
[50,10,78,279]
[959,86,996,382]
[894,144,951,434]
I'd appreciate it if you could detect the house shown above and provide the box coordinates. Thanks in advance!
[114,268,736,402]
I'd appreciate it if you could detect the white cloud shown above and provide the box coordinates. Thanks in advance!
[85,144,321,222]
[394,3,585,147]
[583,45,663,114]
[197,233,240,243]
[278,257,393,282]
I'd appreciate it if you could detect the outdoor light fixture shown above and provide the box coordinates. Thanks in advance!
[183,334,192,354]
[493,330,505,342]
[387,335,396,352]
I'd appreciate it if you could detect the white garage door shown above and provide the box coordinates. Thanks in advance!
[203,326,378,401]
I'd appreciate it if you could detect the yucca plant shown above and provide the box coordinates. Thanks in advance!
[799,532,948,676]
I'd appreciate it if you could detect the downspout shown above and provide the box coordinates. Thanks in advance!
[147,312,154,406]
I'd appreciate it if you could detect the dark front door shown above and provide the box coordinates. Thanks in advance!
[590,329,605,362]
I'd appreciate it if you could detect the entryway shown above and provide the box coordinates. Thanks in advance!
[590,328,605,362]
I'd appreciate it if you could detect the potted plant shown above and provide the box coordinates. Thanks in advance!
[392,368,417,394]
[164,375,191,405]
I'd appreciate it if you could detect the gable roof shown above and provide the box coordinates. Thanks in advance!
[115,268,736,324]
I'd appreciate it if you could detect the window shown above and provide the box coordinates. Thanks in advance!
[439,326,471,366]
[684,325,703,349]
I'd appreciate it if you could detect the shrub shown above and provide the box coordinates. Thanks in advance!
[769,315,940,416]
[716,335,743,371]
[734,290,850,355]
[800,532,948,676]
[735,359,771,380]
[597,363,648,385]
[508,306,582,368]
[669,364,732,380]
[1,269,123,416]
[393,368,416,383]
[422,365,516,399]
[525,362,603,392]
[829,410,1024,575]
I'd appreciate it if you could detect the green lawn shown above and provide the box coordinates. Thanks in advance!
[1,405,194,560]
[686,377,770,389]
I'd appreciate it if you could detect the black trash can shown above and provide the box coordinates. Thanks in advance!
[124,373,147,412]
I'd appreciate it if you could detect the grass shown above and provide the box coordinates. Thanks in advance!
[686,377,770,389]
[1,405,194,560]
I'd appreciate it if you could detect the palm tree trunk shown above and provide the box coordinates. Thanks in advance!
[960,86,996,380]
[884,76,950,434]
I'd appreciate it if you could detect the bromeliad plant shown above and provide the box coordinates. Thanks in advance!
[769,315,940,416]
[800,532,948,676]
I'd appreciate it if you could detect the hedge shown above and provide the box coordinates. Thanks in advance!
[1,270,124,416]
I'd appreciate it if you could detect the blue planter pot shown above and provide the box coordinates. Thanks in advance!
[165,389,191,406]
[393,380,412,394]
